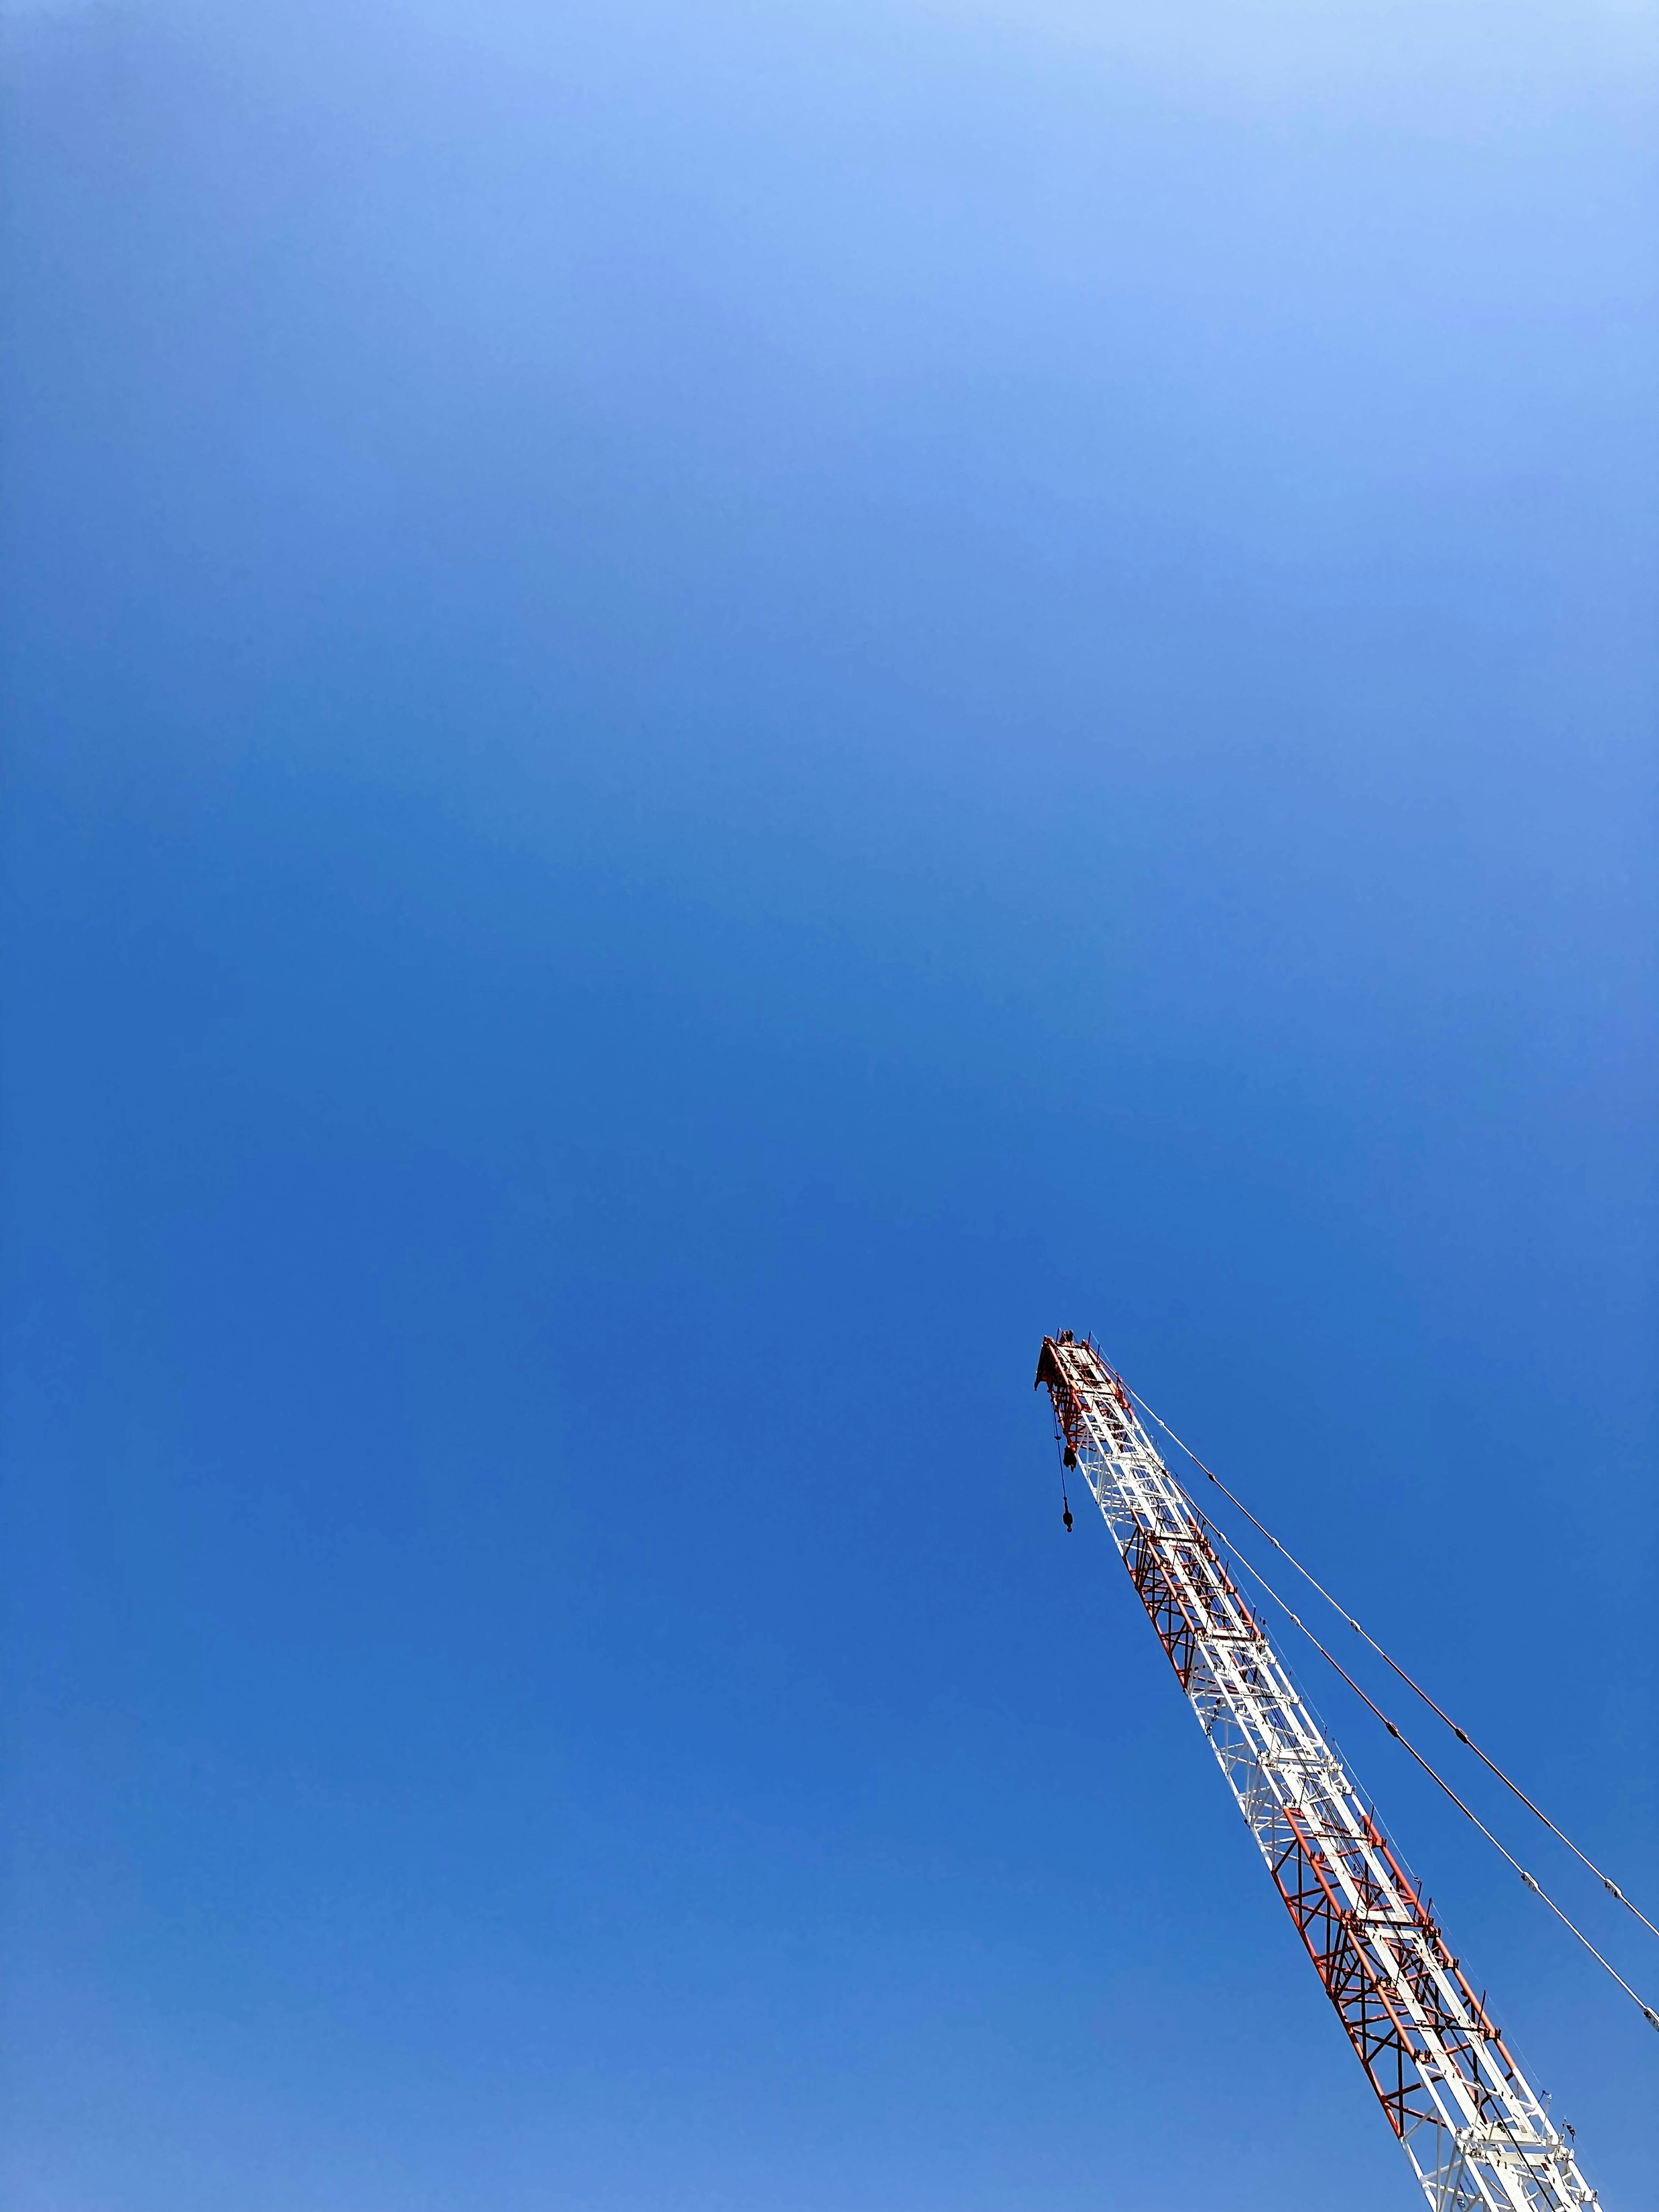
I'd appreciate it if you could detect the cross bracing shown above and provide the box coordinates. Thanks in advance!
[1034,1332,1605,2212]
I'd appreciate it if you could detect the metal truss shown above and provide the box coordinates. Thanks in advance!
[1035,1333,1605,2212]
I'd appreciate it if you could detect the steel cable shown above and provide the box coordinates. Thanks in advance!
[1124,1384,1659,1998]
[1205,1517,1659,2032]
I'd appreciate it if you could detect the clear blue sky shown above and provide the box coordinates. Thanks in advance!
[2,1,1656,2206]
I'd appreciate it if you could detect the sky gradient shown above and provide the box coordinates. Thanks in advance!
[3,2,1657,2207]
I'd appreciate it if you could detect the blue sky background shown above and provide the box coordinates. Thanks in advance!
[3,1,1656,2206]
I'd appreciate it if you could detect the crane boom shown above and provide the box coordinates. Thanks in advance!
[1035,1332,1603,2211]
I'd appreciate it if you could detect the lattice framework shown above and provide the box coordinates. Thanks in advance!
[1036,1332,1603,2212]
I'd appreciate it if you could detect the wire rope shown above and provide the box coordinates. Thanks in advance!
[1129,1384,1659,1943]
[1201,1510,1659,2036]
[1124,1386,1659,1967]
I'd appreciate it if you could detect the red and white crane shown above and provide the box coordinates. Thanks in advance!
[1035,1332,1604,2212]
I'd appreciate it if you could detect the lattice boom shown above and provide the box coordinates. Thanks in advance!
[1035,1332,1604,2212]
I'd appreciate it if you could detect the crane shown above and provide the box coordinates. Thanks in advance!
[1034,1332,1605,2211]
